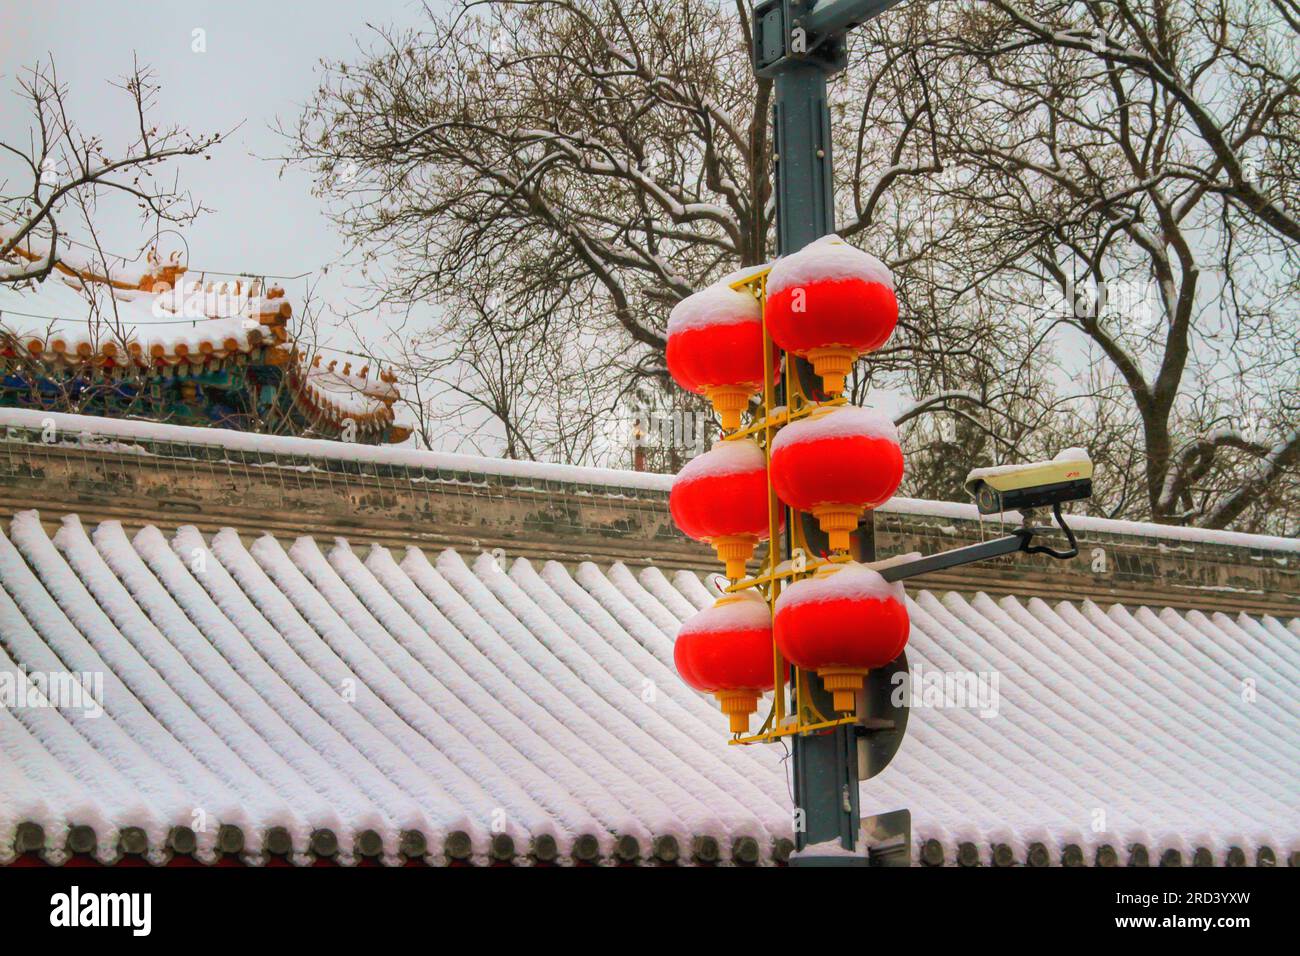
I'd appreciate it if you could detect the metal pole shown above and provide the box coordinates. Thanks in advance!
[772,59,864,854]
[754,0,908,860]
[772,63,834,255]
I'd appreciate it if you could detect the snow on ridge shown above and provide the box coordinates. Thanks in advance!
[43,516,301,831]
[507,556,787,829]
[193,526,465,853]
[59,519,335,845]
[0,406,675,493]
[0,647,167,867]
[632,565,699,623]
[426,548,731,844]
[323,541,614,851]
[671,568,720,610]
[289,535,579,847]
[1009,597,1290,803]
[0,509,1295,865]
[949,592,1282,845]
[1,515,235,860]
[90,522,372,844]
[154,525,437,853]
[1066,600,1296,799]
[380,543,682,854]
[243,533,491,847]
[5,404,1289,555]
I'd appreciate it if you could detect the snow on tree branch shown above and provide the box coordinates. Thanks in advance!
[0,57,225,286]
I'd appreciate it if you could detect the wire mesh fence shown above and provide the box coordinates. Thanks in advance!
[0,418,686,551]
[0,415,1292,612]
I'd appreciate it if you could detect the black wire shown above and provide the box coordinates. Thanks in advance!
[1024,502,1080,560]
[778,738,795,807]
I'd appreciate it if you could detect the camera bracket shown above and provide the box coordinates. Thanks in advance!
[877,502,1080,583]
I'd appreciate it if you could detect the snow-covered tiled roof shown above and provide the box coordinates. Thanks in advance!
[0,264,290,365]
[1,508,1296,867]
[295,356,403,432]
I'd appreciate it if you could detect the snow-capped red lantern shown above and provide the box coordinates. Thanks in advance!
[774,563,908,712]
[769,406,902,552]
[765,234,897,397]
[675,592,777,733]
[670,439,782,579]
[666,281,778,431]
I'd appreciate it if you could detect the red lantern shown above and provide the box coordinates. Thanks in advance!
[670,439,782,579]
[765,234,897,396]
[667,282,778,431]
[769,406,902,552]
[675,592,777,733]
[774,563,909,712]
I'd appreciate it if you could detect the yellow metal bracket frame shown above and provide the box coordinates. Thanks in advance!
[720,268,857,745]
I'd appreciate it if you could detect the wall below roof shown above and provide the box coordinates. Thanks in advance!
[0,424,1294,616]
[870,508,1296,617]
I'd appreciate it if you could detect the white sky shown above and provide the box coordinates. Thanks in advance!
[0,0,451,358]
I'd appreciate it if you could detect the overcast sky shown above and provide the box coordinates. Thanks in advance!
[0,0,451,357]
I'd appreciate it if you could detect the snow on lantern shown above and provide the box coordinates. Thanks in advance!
[670,438,782,579]
[764,234,897,397]
[769,405,902,553]
[774,563,909,713]
[675,592,777,733]
[666,281,778,431]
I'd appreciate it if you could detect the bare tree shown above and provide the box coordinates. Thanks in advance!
[0,56,238,429]
[1,56,223,284]
[287,0,1296,531]
[374,285,631,460]
[895,0,1299,531]
[284,0,1023,466]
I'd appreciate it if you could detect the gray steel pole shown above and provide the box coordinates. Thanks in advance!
[772,60,864,854]
[755,0,907,859]
[773,62,834,255]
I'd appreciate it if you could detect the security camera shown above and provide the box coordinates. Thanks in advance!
[964,449,1093,516]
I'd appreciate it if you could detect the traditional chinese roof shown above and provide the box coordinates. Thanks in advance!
[0,270,288,364]
[1,232,408,444]
[292,355,404,441]
[0,508,1295,868]
[0,413,1295,868]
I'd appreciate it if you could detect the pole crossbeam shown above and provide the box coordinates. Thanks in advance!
[752,0,907,76]
[801,0,907,37]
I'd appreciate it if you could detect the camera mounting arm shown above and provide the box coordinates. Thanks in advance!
[877,503,1080,583]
